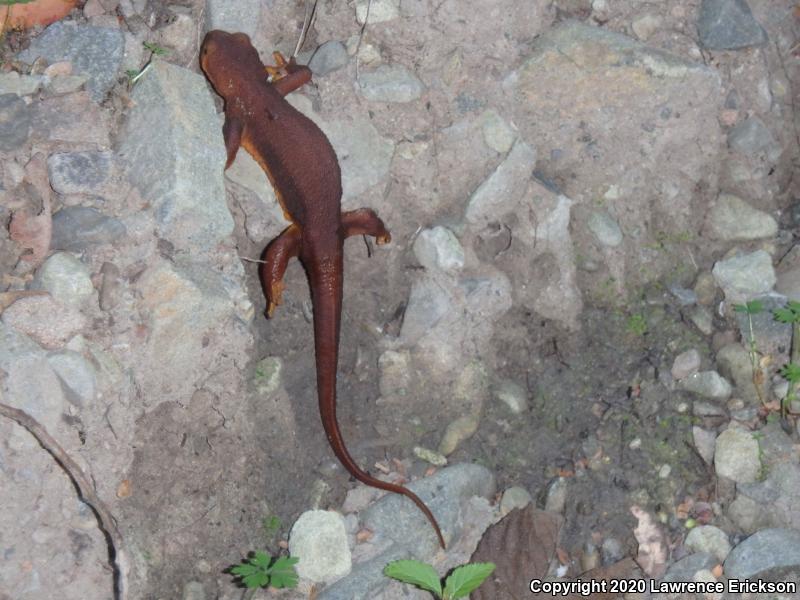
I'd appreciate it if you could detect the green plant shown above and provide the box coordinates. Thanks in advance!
[384,559,495,600]
[0,1,37,5]
[229,551,298,591]
[261,515,281,542]
[127,41,170,84]
[142,41,168,55]
[733,300,767,408]
[626,313,648,336]
[774,301,800,417]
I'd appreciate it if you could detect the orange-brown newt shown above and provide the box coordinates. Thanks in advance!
[200,30,445,549]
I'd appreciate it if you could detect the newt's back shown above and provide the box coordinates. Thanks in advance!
[200,30,341,228]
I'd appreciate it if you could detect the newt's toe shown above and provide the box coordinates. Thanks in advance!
[376,232,391,245]
[265,281,285,317]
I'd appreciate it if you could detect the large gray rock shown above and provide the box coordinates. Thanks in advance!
[698,0,768,50]
[705,193,777,241]
[712,250,776,304]
[51,206,127,252]
[131,257,250,408]
[47,151,114,196]
[728,116,781,162]
[117,60,233,252]
[725,528,800,579]
[0,322,67,432]
[17,21,124,102]
[714,427,761,483]
[205,0,262,39]
[0,94,32,151]
[735,463,800,532]
[357,64,425,103]
[361,463,495,552]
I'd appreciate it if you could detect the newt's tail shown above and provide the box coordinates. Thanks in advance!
[308,253,446,549]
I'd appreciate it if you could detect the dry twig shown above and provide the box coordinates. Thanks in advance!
[0,402,129,600]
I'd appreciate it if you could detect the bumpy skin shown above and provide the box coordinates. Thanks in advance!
[200,31,445,549]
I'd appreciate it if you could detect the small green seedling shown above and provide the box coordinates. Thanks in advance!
[127,41,170,84]
[384,559,495,600]
[774,301,800,418]
[261,515,282,541]
[229,551,298,590]
[626,313,647,337]
[143,41,168,56]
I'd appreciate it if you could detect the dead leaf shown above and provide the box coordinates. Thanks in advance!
[471,505,562,600]
[116,479,132,499]
[630,505,668,578]
[356,528,374,543]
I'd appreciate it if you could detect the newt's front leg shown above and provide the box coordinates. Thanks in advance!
[261,224,302,317]
[265,51,312,96]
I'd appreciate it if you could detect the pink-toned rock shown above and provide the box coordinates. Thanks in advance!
[44,61,73,77]
[1,295,86,349]
[82,0,105,18]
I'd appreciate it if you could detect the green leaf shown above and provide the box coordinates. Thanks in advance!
[242,571,270,589]
[251,550,270,569]
[268,556,299,589]
[442,563,495,600]
[231,563,258,576]
[780,363,800,384]
[143,41,168,55]
[788,300,800,313]
[384,560,443,597]
[0,0,37,5]
[735,300,764,314]
[774,308,796,323]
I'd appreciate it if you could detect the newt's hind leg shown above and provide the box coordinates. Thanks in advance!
[342,208,391,244]
[260,224,302,317]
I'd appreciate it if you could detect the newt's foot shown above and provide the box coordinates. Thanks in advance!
[260,224,301,319]
[342,208,392,245]
[265,281,284,318]
[265,51,291,82]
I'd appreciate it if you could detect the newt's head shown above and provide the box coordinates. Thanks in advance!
[200,30,263,97]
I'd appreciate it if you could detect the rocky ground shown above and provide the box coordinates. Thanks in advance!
[1,0,799,598]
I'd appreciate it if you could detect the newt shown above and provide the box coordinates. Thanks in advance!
[200,30,445,549]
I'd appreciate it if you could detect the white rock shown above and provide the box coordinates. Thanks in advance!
[685,525,731,562]
[355,0,399,24]
[289,510,351,583]
[413,226,465,272]
[34,252,95,308]
[671,349,701,380]
[706,193,777,241]
[681,371,732,401]
[500,486,532,515]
